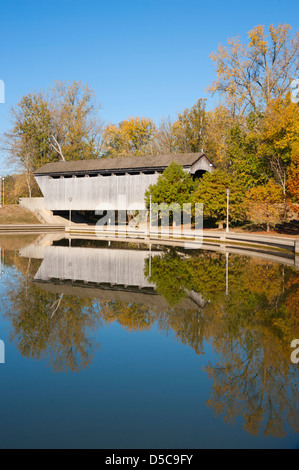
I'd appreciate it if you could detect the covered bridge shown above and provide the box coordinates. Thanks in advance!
[34,152,215,211]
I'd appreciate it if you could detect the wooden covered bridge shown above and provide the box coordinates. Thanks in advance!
[34,152,215,212]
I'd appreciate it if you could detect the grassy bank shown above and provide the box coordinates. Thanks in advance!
[0,205,41,224]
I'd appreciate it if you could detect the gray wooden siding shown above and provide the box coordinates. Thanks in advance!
[36,173,160,210]
[35,246,156,288]
[35,155,214,211]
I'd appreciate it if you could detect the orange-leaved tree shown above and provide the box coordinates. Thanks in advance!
[287,141,299,204]
[246,179,284,231]
[257,95,299,196]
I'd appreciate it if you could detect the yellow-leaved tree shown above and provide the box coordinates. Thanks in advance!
[257,94,299,196]
[287,141,299,204]
[246,179,284,231]
[208,24,299,114]
[102,117,155,158]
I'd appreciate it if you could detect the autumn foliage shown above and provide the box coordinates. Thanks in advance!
[3,23,299,230]
[246,180,284,231]
[287,142,299,204]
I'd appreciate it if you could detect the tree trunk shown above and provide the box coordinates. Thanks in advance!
[26,172,32,198]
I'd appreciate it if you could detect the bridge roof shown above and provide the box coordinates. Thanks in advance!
[34,279,202,312]
[34,152,213,176]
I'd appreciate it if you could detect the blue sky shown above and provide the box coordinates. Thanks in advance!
[0,0,298,172]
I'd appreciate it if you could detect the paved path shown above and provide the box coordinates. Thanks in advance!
[0,224,65,232]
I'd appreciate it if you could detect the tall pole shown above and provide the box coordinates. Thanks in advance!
[226,188,230,233]
[69,197,72,226]
[2,178,4,206]
[226,252,229,296]
[1,248,4,277]
[149,194,152,236]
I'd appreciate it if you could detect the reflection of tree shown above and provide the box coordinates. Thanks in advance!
[144,249,228,306]
[144,249,192,306]
[203,259,298,438]
[205,330,298,438]
[100,301,156,332]
[284,271,299,340]
[145,249,299,437]
[5,263,102,372]
[158,308,206,355]
[3,248,299,438]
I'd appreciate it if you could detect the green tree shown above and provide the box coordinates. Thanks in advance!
[227,120,270,188]
[145,162,197,209]
[192,169,247,228]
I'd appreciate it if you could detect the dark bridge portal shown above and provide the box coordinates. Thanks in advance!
[193,169,208,180]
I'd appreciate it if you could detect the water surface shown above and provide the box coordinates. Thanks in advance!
[0,234,298,449]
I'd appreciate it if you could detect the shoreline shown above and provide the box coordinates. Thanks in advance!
[0,224,298,260]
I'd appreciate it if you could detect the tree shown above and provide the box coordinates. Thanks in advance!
[144,162,197,210]
[5,93,55,196]
[227,117,271,188]
[3,173,41,204]
[208,24,299,115]
[152,118,177,155]
[102,117,155,158]
[144,249,193,306]
[192,169,247,228]
[257,95,299,195]
[100,301,156,332]
[49,81,103,162]
[4,81,103,196]
[172,99,207,153]
[5,270,102,372]
[287,142,299,202]
[246,179,284,231]
[203,105,234,168]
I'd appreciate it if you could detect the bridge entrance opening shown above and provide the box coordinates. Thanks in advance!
[192,170,207,180]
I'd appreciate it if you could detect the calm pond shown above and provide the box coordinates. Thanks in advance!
[0,233,298,449]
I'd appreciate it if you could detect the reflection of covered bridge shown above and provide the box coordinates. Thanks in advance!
[19,241,207,312]
[34,152,215,211]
